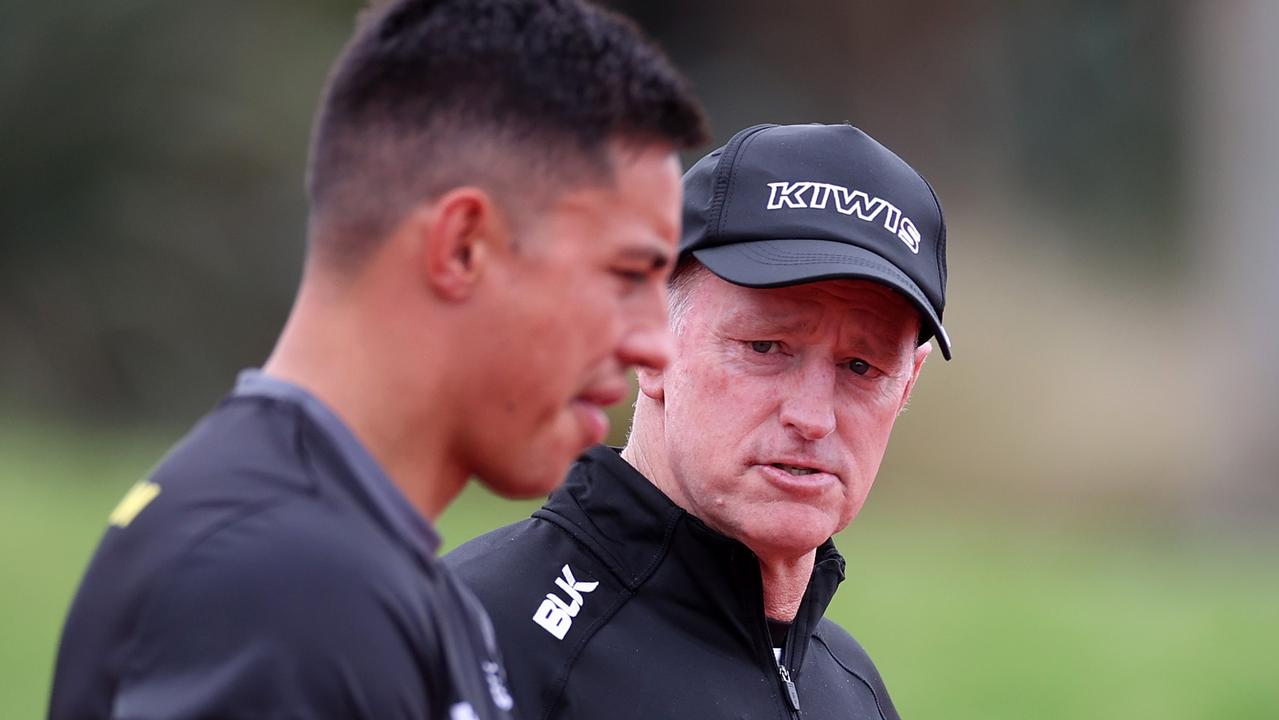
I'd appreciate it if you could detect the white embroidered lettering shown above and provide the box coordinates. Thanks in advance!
[765,180,920,254]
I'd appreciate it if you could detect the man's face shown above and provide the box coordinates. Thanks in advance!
[467,143,682,497]
[651,272,929,560]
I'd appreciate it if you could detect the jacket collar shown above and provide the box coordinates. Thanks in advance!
[231,369,442,561]
[535,445,847,663]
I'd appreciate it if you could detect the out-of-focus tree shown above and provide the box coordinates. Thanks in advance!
[1,0,1182,422]
[1,2,352,421]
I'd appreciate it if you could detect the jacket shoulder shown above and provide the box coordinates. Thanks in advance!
[445,518,624,720]
[812,619,900,720]
[446,518,575,587]
[76,500,430,720]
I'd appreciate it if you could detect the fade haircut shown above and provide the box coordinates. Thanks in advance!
[306,0,708,266]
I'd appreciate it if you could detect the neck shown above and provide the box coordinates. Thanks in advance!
[263,263,468,520]
[620,425,662,493]
[622,398,682,505]
[758,550,816,622]
[624,403,815,622]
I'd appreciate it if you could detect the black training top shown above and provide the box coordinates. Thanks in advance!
[445,445,900,720]
[49,371,516,720]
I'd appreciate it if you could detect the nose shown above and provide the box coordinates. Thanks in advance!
[778,360,837,441]
[617,321,672,372]
[616,281,674,371]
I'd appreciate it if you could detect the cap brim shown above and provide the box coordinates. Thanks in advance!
[691,239,952,360]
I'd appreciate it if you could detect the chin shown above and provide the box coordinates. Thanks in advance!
[479,468,564,499]
[484,400,609,498]
[745,511,840,555]
[474,444,573,500]
[755,530,833,557]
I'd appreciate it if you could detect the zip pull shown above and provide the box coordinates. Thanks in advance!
[777,664,800,712]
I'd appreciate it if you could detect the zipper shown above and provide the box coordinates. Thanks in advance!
[777,663,801,715]
[776,610,802,717]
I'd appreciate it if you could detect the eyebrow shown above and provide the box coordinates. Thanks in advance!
[617,244,673,271]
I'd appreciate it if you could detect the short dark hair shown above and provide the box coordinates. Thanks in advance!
[306,0,708,265]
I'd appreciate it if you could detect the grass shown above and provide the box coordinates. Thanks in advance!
[835,512,1279,718]
[3,424,1276,719]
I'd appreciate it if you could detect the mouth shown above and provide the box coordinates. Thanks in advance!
[575,384,628,408]
[756,460,840,496]
[569,382,629,446]
[770,463,821,476]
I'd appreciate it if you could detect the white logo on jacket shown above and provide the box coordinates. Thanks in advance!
[532,564,599,640]
[482,661,514,710]
[765,180,922,254]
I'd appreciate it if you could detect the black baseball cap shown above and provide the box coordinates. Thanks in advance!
[679,123,952,360]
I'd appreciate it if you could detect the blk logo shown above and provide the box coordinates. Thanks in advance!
[532,564,599,640]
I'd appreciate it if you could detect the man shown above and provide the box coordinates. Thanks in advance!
[49,1,706,718]
[446,123,951,719]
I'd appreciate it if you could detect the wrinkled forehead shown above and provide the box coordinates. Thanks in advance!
[693,273,921,343]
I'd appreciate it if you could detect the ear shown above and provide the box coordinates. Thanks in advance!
[414,187,510,301]
[635,364,666,403]
[896,341,932,415]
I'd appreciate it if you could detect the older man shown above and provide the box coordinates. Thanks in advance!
[446,123,950,719]
[49,2,706,718]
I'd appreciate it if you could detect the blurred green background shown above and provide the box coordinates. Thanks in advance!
[3,1,1277,718]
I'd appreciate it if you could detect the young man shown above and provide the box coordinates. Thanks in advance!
[447,123,951,719]
[49,1,706,718]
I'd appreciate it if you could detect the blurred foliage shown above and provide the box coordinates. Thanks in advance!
[2,0,1184,421]
[1,2,352,421]
[612,0,1183,261]
[1000,1,1182,254]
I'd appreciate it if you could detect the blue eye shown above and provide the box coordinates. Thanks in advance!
[749,341,776,354]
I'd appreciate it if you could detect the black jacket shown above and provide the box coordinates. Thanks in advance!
[51,372,515,720]
[445,445,900,719]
